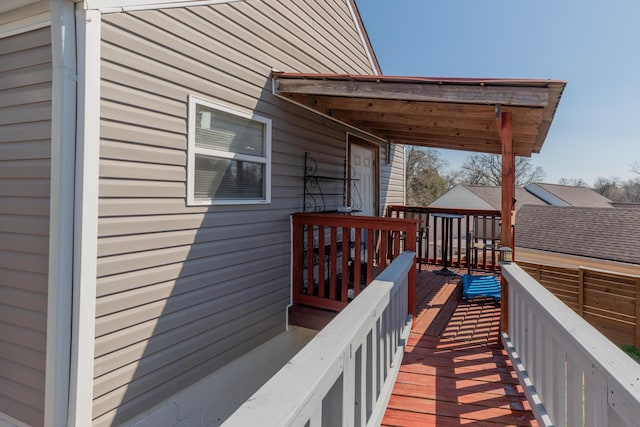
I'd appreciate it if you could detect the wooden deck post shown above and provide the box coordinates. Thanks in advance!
[498,109,514,333]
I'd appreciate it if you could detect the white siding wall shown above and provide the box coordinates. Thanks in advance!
[0,26,52,427]
[93,1,381,425]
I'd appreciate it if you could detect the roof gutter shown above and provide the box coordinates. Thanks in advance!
[46,1,77,425]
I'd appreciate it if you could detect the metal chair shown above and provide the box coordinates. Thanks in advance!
[405,210,428,270]
[467,215,501,274]
[463,215,502,303]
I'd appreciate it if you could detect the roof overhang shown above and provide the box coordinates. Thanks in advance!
[272,72,566,157]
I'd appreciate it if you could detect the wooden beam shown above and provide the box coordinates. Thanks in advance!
[302,95,545,121]
[276,78,551,107]
[328,110,542,136]
[388,137,502,154]
[498,111,514,334]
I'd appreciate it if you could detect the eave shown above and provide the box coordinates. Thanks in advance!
[272,72,566,157]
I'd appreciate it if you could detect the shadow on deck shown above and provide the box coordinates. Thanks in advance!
[383,266,537,427]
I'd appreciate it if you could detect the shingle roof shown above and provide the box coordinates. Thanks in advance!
[464,186,547,211]
[531,183,612,208]
[516,205,640,265]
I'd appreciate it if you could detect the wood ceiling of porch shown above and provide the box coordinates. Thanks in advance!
[272,72,566,157]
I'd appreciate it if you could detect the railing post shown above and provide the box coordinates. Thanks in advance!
[405,221,417,323]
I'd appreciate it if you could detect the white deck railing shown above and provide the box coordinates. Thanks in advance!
[502,263,640,427]
[223,252,414,427]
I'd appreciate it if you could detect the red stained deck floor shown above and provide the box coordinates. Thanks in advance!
[382,267,537,427]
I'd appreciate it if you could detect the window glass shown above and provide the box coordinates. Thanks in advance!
[188,96,271,205]
[194,154,265,200]
[195,104,265,157]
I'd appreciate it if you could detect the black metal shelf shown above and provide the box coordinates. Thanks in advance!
[303,152,359,212]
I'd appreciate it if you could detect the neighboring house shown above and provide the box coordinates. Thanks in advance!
[429,184,617,260]
[523,182,613,207]
[516,205,640,270]
[431,183,613,211]
[0,1,405,426]
[429,184,546,212]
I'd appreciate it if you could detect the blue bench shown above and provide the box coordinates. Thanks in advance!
[462,274,501,303]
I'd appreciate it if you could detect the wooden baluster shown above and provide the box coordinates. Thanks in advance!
[456,218,462,267]
[366,229,375,284]
[306,224,315,296]
[379,230,388,270]
[393,230,401,261]
[341,227,349,302]
[318,225,325,299]
[329,226,337,300]
[353,227,362,296]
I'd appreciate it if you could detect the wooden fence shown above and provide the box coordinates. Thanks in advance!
[519,261,640,347]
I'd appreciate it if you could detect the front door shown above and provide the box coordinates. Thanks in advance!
[349,142,377,217]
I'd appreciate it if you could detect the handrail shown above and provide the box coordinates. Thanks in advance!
[223,252,415,427]
[502,263,640,427]
[291,213,417,318]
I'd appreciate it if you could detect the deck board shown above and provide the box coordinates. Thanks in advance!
[383,267,537,427]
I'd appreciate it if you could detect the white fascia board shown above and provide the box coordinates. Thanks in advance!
[82,0,243,13]
[346,0,380,74]
[46,2,77,426]
[67,8,101,427]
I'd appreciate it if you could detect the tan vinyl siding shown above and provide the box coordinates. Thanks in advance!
[380,143,406,213]
[0,0,49,33]
[0,26,51,427]
[94,1,376,425]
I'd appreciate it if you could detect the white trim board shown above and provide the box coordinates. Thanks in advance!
[67,8,101,427]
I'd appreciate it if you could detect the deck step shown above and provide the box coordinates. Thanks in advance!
[412,281,461,336]
[288,304,337,331]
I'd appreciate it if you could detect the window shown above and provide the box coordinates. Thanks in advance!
[187,96,271,205]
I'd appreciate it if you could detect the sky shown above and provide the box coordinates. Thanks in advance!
[356,1,640,186]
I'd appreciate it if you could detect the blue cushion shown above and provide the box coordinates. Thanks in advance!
[462,274,501,302]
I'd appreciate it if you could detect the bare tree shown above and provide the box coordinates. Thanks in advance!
[405,146,455,205]
[594,177,625,202]
[558,177,588,187]
[633,162,640,175]
[460,153,545,186]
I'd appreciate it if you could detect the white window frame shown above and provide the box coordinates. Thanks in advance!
[187,95,272,206]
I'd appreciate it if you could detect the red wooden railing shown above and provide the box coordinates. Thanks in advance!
[386,205,502,272]
[291,213,418,317]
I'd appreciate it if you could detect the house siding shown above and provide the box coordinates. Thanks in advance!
[0,26,52,427]
[93,1,381,425]
[380,143,405,213]
[0,0,49,35]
